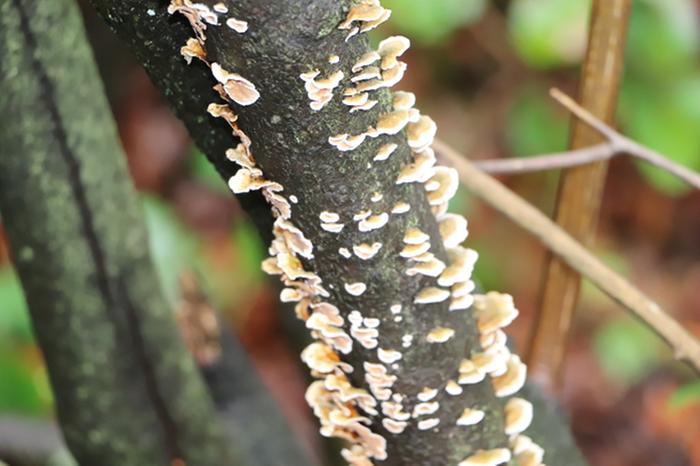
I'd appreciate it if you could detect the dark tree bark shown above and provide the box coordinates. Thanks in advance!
[85,1,589,465]
[0,0,239,464]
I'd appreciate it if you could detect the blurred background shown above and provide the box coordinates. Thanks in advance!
[1,0,700,465]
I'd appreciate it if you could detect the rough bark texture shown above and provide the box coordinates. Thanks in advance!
[0,0,238,464]
[87,0,274,242]
[197,1,507,464]
[85,0,590,465]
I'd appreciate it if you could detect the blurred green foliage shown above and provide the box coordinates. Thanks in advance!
[382,0,486,46]
[506,0,700,195]
[506,85,569,156]
[669,379,700,409]
[593,318,665,386]
[508,0,590,68]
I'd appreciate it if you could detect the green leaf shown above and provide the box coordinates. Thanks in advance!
[0,268,33,343]
[231,220,265,282]
[626,0,699,80]
[668,380,700,409]
[508,0,590,69]
[593,318,664,386]
[619,76,700,196]
[188,147,229,194]
[381,0,487,46]
[506,85,569,156]
[0,349,49,416]
[141,195,200,305]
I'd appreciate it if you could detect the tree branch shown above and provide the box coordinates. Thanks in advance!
[0,0,241,464]
[528,0,633,392]
[434,138,700,373]
[473,102,700,189]
[0,417,74,466]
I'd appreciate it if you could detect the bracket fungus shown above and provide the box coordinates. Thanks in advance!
[167,0,547,462]
[458,448,512,466]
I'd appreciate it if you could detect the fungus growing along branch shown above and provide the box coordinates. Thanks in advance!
[0,0,239,464]
[529,0,632,392]
[473,89,700,191]
[434,139,700,374]
[87,1,588,464]
[165,1,545,465]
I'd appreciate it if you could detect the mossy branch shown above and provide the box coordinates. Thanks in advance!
[0,0,240,464]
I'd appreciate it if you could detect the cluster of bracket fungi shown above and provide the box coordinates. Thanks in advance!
[168,0,545,465]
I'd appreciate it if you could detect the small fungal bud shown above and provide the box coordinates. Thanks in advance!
[321,223,345,233]
[329,132,368,151]
[426,327,456,343]
[353,242,383,260]
[426,166,459,206]
[339,247,352,258]
[412,401,439,417]
[456,408,485,426]
[439,214,469,248]
[382,418,408,434]
[213,2,228,13]
[358,213,389,232]
[352,66,382,82]
[406,258,446,277]
[407,115,438,151]
[403,228,430,245]
[339,2,390,31]
[345,282,368,296]
[450,294,475,312]
[396,151,437,184]
[391,201,411,214]
[328,54,340,64]
[226,17,249,33]
[343,92,370,107]
[211,62,260,106]
[352,50,381,72]
[180,38,207,64]
[319,211,340,223]
[417,387,439,402]
[374,143,399,161]
[378,348,402,364]
[481,329,508,352]
[459,359,486,385]
[280,288,304,303]
[370,192,384,202]
[512,437,545,466]
[372,110,412,136]
[390,304,402,314]
[473,292,519,334]
[458,448,512,466]
[492,355,527,398]
[439,247,479,287]
[445,380,463,396]
[414,287,450,304]
[452,280,476,298]
[472,348,511,375]
[378,36,411,70]
[504,398,534,436]
[393,91,416,111]
[301,342,353,374]
[353,209,372,221]
[417,418,440,431]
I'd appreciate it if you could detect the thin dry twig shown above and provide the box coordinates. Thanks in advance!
[434,138,700,373]
[473,89,700,191]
